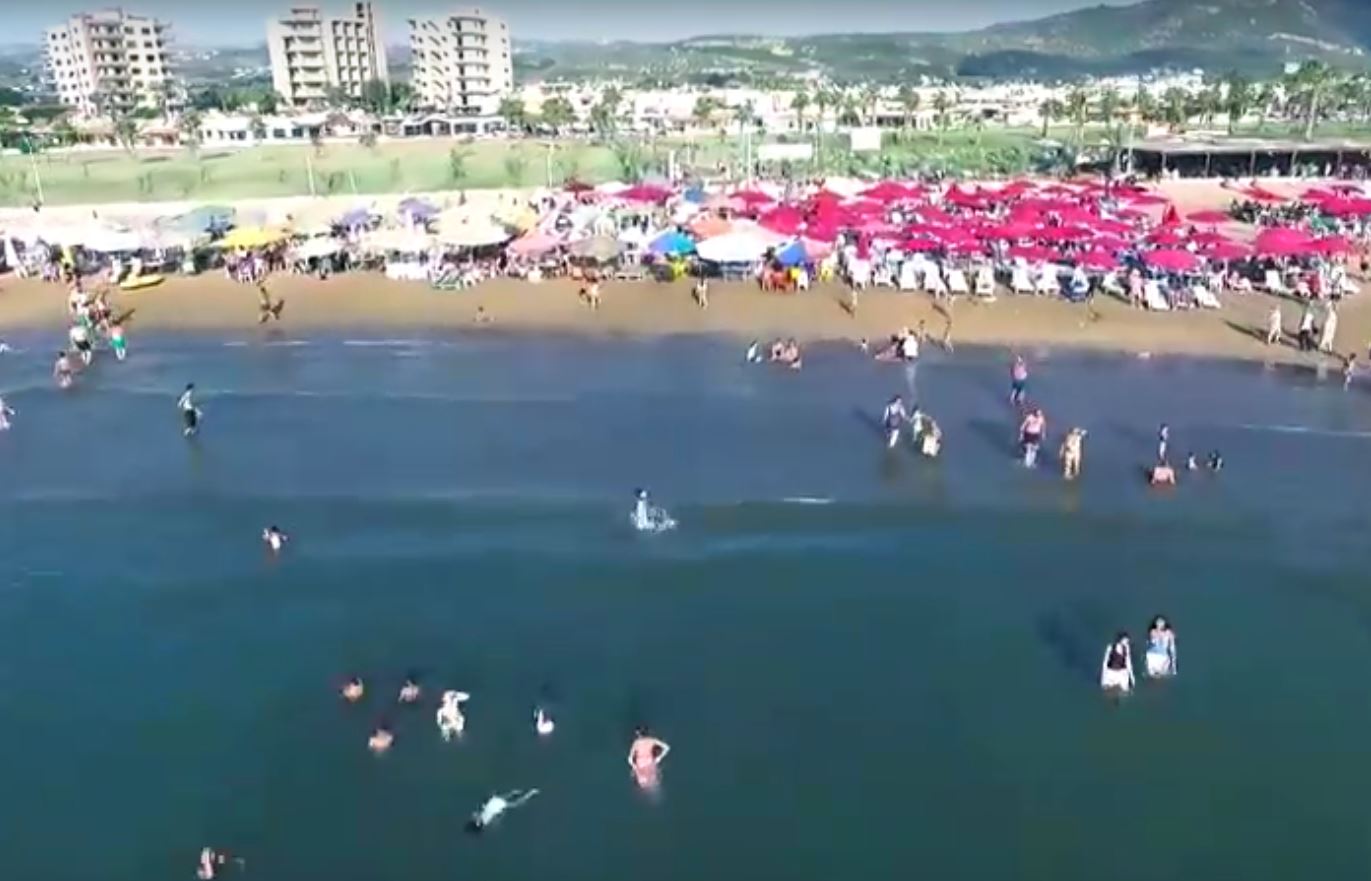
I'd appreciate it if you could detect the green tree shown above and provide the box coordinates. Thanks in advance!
[1038,97,1062,139]
[610,140,645,182]
[932,90,952,144]
[1097,87,1121,132]
[498,97,528,130]
[692,95,721,129]
[447,146,472,186]
[360,78,391,114]
[1162,87,1189,132]
[1287,60,1335,140]
[733,100,757,131]
[502,148,528,185]
[250,113,268,143]
[896,84,920,139]
[790,90,810,132]
[358,130,378,150]
[861,84,881,125]
[178,108,203,153]
[539,96,575,132]
[1223,73,1252,135]
[113,115,138,152]
[1066,86,1089,143]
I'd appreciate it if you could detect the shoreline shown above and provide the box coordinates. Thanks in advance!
[0,272,1361,369]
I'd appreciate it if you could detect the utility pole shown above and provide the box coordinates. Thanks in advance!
[24,136,44,206]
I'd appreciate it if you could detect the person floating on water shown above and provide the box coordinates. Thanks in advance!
[910,406,941,458]
[1019,407,1046,468]
[1010,355,1029,406]
[257,285,285,324]
[398,675,421,705]
[178,384,202,437]
[368,723,394,754]
[53,350,74,390]
[1207,450,1223,473]
[1186,453,1198,472]
[1344,354,1357,390]
[1059,427,1085,480]
[68,322,93,366]
[467,789,540,834]
[883,395,910,449]
[744,341,762,364]
[437,690,470,741]
[631,489,676,533]
[341,676,365,703]
[1157,423,1170,462]
[1149,460,1176,486]
[262,525,288,554]
[196,847,243,880]
[0,397,15,432]
[627,728,671,790]
[1100,633,1136,694]
[534,706,555,736]
[1145,616,1177,678]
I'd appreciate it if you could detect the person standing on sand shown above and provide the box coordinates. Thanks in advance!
[1298,304,1316,352]
[693,278,709,310]
[1266,305,1283,346]
[257,285,285,324]
[1319,304,1338,355]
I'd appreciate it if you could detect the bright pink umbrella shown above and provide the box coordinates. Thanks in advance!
[1241,186,1285,203]
[903,238,942,252]
[1190,230,1231,246]
[1008,244,1062,262]
[620,184,673,203]
[1076,250,1119,270]
[1302,188,1338,203]
[862,181,916,202]
[1036,225,1091,243]
[1319,198,1371,218]
[1203,242,1252,261]
[803,224,840,244]
[914,207,952,224]
[1148,229,1188,246]
[1255,228,1314,256]
[800,237,834,259]
[732,189,773,206]
[946,239,985,256]
[1089,218,1135,236]
[1312,236,1355,255]
[1187,210,1230,225]
[758,206,804,236]
[508,231,562,256]
[1091,235,1130,252]
[1144,249,1201,272]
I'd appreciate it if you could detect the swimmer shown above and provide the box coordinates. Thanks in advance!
[367,724,394,754]
[898,328,919,362]
[627,728,671,790]
[0,340,11,353]
[1157,423,1170,462]
[1345,353,1357,389]
[857,337,870,354]
[883,394,909,449]
[261,525,288,554]
[0,397,15,432]
[1009,355,1029,405]
[1149,460,1176,486]
[1186,453,1198,472]
[341,676,365,702]
[1145,615,1177,678]
[744,341,762,364]
[68,322,93,366]
[398,676,421,705]
[534,706,555,736]
[1019,407,1046,468]
[53,350,74,389]
[257,285,285,324]
[1059,427,1085,480]
[1100,632,1135,694]
[631,488,676,533]
[110,321,127,361]
[436,690,470,740]
[195,847,236,880]
[1207,450,1224,472]
[466,789,540,834]
[178,384,202,437]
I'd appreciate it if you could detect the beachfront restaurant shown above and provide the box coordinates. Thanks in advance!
[1122,136,1371,180]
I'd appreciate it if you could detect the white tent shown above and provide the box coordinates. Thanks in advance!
[360,228,433,254]
[437,219,510,248]
[696,232,773,263]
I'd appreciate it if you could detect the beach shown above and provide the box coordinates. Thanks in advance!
[2,334,1371,881]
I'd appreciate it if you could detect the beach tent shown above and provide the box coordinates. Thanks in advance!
[218,226,287,249]
[696,232,771,263]
[648,230,695,256]
[569,235,623,262]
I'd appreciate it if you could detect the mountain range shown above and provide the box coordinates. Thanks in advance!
[516,0,1371,82]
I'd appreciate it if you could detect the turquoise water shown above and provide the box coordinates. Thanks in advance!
[2,334,1371,880]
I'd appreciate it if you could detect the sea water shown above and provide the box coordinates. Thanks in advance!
[1,334,1371,881]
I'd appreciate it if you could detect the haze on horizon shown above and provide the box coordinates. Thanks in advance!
[15,0,1137,45]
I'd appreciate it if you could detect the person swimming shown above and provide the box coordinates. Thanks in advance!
[0,397,15,432]
[911,407,941,458]
[398,675,421,704]
[178,384,202,437]
[534,707,555,736]
[1186,453,1198,472]
[368,724,394,754]
[883,395,909,449]
[1207,450,1223,472]
[195,847,240,880]
[261,525,288,553]
[1019,408,1046,468]
[627,728,671,790]
[53,350,74,389]
[1059,427,1085,480]
[68,322,93,366]
[1157,423,1170,462]
[1100,633,1135,694]
[1010,355,1029,405]
[437,690,470,740]
[1145,615,1177,678]
[1149,460,1176,486]
[631,489,676,533]
[744,341,762,364]
[341,676,365,702]
[466,789,540,834]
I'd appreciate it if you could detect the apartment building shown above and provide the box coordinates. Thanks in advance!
[267,3,389,109]
[45,8,175,115]
[408,8,513,116]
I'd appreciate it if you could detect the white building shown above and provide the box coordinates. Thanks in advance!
[45,8,176,116]
[408,7,513,116]
[267,3,389,109]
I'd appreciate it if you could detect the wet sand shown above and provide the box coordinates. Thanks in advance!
[0,271,1365,366]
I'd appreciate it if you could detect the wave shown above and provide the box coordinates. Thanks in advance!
[1232,423,1371,440]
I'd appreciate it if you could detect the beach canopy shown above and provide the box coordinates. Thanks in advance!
[1143,249,1201,272]
[219,226,287,249]
[696,231,771,263]
[648,230,695,256]
[569,235,623,262]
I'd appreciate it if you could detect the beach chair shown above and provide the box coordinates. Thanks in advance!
[1192,284,1221,309]
[1102,271,1125,299]
[898,261,919,292]
[849,261,871,290]
[615,265,646,282]
[1011,265,1034,295]
[795,269,811,292]
[1143,280,1171,311]
[1339,274,1360,297]
[948,268,970,296]
[1263,269,1288,295]
[974,267,996,301]
[925,265,948,297]
[1035,266,1060,296]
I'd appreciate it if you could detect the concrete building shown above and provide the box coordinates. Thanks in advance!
[44,8,175,116]
[267,3,388,109]
[408,7,513,116]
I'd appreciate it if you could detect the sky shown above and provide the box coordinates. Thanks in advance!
[19,0,1139,45]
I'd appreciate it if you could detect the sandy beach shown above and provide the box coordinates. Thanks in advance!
[0,271,1365,366]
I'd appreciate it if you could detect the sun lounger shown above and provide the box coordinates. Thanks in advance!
[948,269,970,296]
[974,267,996,300]
[898,262,919,291]
[1011,266,1034,295]
[1035,267,1060,296]
[1192,284,1221,309]
[1143,280,1171,311]
[1102,271,1125,298]
[923,264,945,294]
[1263,269,1288,295]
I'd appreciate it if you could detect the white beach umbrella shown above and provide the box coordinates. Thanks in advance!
[437,219,511,248]
[361,228,434,254]
[696,232,772,263]
[82,226,145,253]
[295,237,342,260]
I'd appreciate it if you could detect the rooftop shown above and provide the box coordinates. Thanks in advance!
[1132,135,1371,156]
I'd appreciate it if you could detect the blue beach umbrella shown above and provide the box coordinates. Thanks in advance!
[775,239,808,267]
[648,230,696,256]
[681,185,705,204]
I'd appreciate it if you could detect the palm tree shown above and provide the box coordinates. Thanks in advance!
[178,108,203,153]
[1288,60,1335,140]
[1252,82,1276,131]
[113,115,138,152]
[1223,73,1253,135]
[1066,86,1089,143]
[1162,87,1189,132]
[861,84,881,126]
[790,90,810,132]
[692,95,719,130]
[932,90,951,144]
[733,100,757,132]
[1133,88,1157,127]
[897,84,920,139]
[1038,97,1062,139]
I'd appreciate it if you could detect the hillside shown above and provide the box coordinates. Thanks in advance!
[517,0,1371,83]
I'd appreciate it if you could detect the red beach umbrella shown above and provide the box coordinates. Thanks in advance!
[1319,198,1371,218]
[758,206,804,236]
[1312,236,1355,256]
[1187,210,1231,225]
[732,189,774,206]
[1148,228,1188,246]
[1190,230,1232,246]
[903,237,942,252]
[1144,249,1201,272]
[1254,228,1315,256]
[1076,249,1120,270]
[1008,244,1061,262]
[620,184,673,203]
[862,181,916,202]
[1203,242,1252,261]
[1091,235,1130,252]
